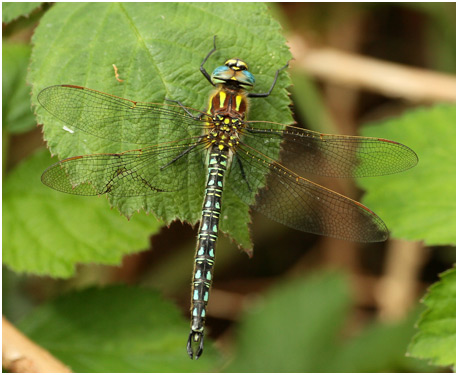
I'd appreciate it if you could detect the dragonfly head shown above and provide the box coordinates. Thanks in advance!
[211,58,255,89]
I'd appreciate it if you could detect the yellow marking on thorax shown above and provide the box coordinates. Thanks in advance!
[235,95,243,112]
[219,91,227,108]
[207,94,214,115]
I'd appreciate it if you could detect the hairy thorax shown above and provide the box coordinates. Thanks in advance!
[205,87,248,150]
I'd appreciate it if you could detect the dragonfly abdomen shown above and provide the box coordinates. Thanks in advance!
[188,144,229,359]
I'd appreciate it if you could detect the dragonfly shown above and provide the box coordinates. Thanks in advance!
[38,36,418,359]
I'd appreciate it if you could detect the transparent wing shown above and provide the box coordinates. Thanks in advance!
[38,85,209,145]
[243,121,418,178]
[41,138,207,196]
[229,142,388,242]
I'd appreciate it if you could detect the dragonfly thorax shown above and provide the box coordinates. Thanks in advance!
[207,88,249,120]
[206,114,242,150]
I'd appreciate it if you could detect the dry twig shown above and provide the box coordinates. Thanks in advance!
[2,316,71,373]
[375,240,428,320]
[288,34,456,103]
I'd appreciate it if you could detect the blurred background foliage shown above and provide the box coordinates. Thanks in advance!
[3,2,455,372]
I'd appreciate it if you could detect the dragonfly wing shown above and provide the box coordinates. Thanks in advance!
[244,122,418,178]
[38,85,209,145]
[42,140,207,196]
[230,142,388,242]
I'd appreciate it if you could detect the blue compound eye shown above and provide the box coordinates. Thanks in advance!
[241,70,255,86]
[211,63,255,87]
[212,65,229,77]
[211,66,231,85]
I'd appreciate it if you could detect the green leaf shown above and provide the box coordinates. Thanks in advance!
[227,272,351,372]
[2,43,36,134]
[3,149,162,278]
[18,285,220,371]
[29,2,292,251]
[327,310,437,372]
[226,272,438,372]
[290,70,338,133]
[358,104,455,245]
[2,2,41,23]
[408,268,456,368]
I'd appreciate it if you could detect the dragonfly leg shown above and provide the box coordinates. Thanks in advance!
[159,140,202,170]
[200,35,218,86]
[187,330,204,360]
[247,60,289,98]
[164,98,202,119]
[235,155,252,192]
